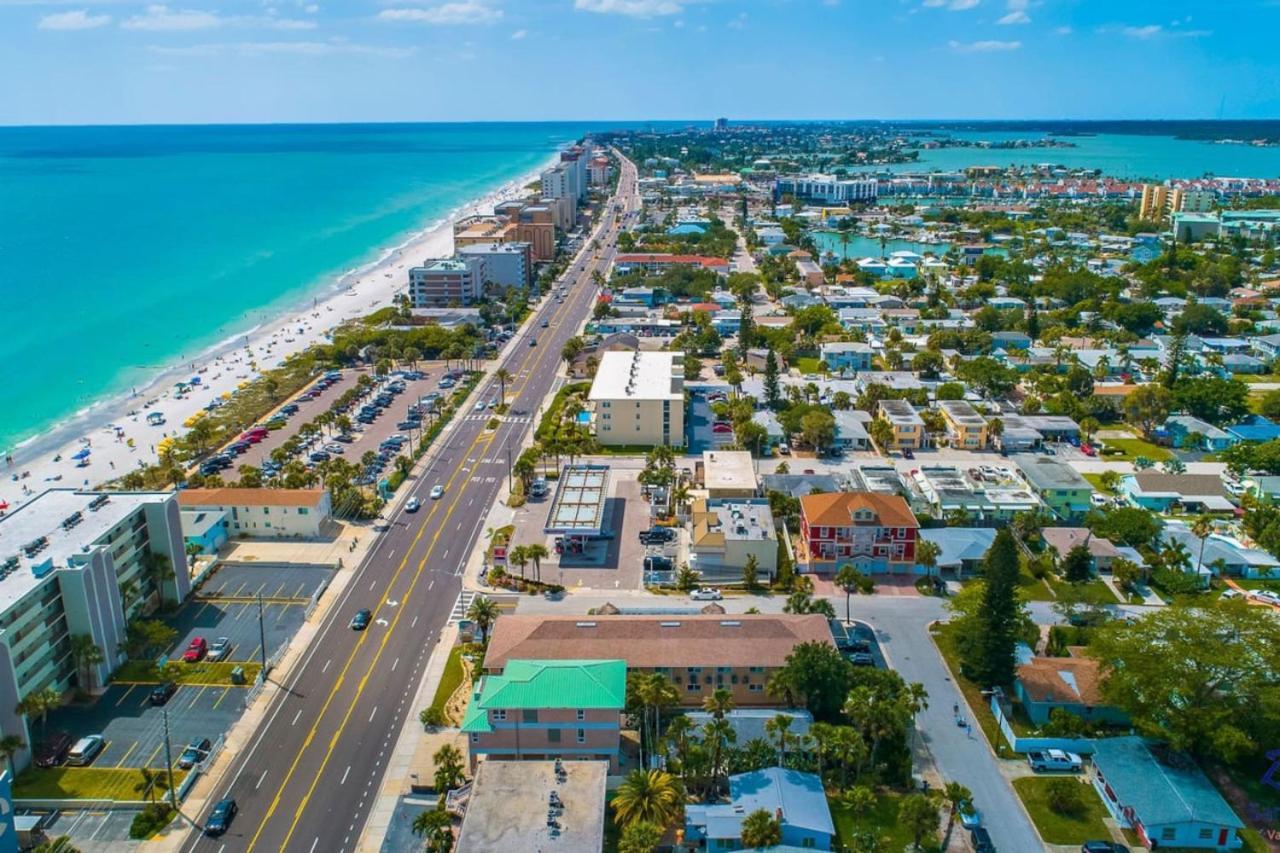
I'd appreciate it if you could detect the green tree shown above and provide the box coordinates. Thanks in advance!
[0,732,26,779]
[1121,383,1172,439]
[611,768,684,829]
[898,792,940,851]
[412,807,454,853]
[941,781,973,849]
[767,641,853,722]
[961,529,1022,688]
[834,565,862,623]
[868,418,896,455]
[1089,601,1280,761]
[141,550,175,609]
[618,821,664,853]
[675,563,699,591]
[1061,543,1093,583]
[763,350,781,406]
[69,634,105,693]
[741,554,761,590]
[765,713,795,767]
[432,743,465,794]
[15,687,62,737]
[740,808,782,848]
[916,539,942,584]
[465,595,499,640]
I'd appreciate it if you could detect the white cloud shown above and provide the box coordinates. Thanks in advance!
[727,11,746,28]
[997,10,1027,24]
[37,9,110,29]
[949,38,1020,52]
[377,2,501,24]
[924,0,979,10]
[1054,25,1072,35]
[574,0,683,18]
[122,5,221,31]
[1117,23,1210,39]
[1122,24,1163,39]
[265,17,316,29]
[510,27,525,38]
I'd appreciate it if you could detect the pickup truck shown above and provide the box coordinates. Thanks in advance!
[1027,749,1083,772]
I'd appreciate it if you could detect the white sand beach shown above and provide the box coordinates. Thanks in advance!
[0,160,552,516]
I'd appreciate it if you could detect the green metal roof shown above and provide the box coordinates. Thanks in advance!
[460,659,626,733]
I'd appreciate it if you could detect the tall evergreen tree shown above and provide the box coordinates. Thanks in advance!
[1162,331,1186,389]
[764,350,780,406]
[963,528,1021,688]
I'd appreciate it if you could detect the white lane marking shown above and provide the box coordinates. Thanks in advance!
[387,549,394,559]
[256,770,268,789]
[392,657,399,672]
[322,658,331,674]
[369,706,377,723]
[427,579,434,591]
[309,838,319,853]
[341,765,351,785]
[369,580,377,591]
[292,709,302,726]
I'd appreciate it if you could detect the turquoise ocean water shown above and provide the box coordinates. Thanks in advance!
[0,122,609,452]
[3,122,1280,453]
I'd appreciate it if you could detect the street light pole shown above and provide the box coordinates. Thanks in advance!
[162,707,178,809]
[506,444,512,493]
[257,593,268,675]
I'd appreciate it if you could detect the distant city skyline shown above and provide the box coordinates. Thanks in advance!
[2,0,1279,125]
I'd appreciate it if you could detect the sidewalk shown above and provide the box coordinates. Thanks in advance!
[357,623,460,852]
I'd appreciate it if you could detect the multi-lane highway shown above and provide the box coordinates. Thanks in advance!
[184,151,639,853]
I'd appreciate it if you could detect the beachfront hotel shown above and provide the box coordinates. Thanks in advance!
[0,489,188,767]
[587,351,686,447]
[408,257,487,307]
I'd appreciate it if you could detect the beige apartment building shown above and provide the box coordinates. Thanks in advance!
[938,400,989,450]
[588,351,685,447]
[877,399,925,450]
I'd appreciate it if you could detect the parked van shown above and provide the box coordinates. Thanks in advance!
[67,735,105,766]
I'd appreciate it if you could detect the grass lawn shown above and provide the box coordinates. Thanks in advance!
[1239,374,1280,384]
[1082,473,1117,494]
[112,659,261,686]
[1011,777,1112,845]
[427,645,466,723]
[1017,559,1056,602]
[830,790,938,853]
[793,357,823,375]
[1100,437,1172,462]
[14,766,188,802]
[930,624,1018,759]
[1047,577,1120,605]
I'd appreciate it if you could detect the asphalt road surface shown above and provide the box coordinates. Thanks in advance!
[183,153,640,853]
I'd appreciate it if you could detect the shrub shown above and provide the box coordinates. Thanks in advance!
[1045,779,1085,817]
[129,803,175,839]
[420,706,445,729]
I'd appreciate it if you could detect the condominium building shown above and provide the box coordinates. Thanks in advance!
[774,175,878,205]
[0,490,189,767]
[177,488,331,540]
[877,399,926,450]
[588,351,685,447]
[938,400,989,449]
[453,215,519,248]
[589,156,611,186]
[457,241,533,290]
[798,491,920,574]
[461,659,625,772]
[484,614,835,707]
[515,204,557,261]
[688,498,777,583]
[1139,184,1217,221]
[408,257,486,307]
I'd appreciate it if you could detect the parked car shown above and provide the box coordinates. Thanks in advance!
[66,735,105,767]
[638,527,676,544]
[207,637,231,662]
[690,587,722,601]
[35,732,73,768]
[1090,493,1109,507]
[150,680,178,705]
[1081,843,1129,853]
[849,652,875,667]
[1249,589,1280,605]
[205,798,238,836]
[969,826,995,852]
[960,805,981,829]
[350,609,372,630]
[1027,748,1083,772]
[405,497,421,513]
[183,637,208,663]
[1221,587,1245,600]
[643,555,673,572]
[178,737,213,770]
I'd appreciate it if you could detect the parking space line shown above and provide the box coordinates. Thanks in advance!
[272,582,287,599]
[113,741,140,768]
[211,687,231,710]
[188,685,207,709]
[145,742,164,768]
[293,582,308,599]
[247,644,261,664]
[115,685,136,707]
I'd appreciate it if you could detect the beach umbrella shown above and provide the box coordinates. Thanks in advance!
[72,448,91,461]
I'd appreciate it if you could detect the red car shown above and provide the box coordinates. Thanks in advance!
[1080,443,1096,457]
[712,422,733,434]
[183,637,208,663]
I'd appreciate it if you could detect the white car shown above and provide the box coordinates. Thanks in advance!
[430,485,445,500]
[1249,589,1280,605]
[474,401,486,412]
[1090,493,1109,507]
[206,637,231,661]
[1222,588,1245,600]
[1027,749,1083,772]
[405,497,421,513]
[690,587,722,601]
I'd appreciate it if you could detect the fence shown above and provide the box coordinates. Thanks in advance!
[304,574,332,621]
[989,693,1096,755]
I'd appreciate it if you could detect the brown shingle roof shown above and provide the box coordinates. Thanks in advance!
[1131,474,1228,498]
[177,488,327,508]
[799,492,918,529]
[484,614,834,672]
[1017,656,1105,706]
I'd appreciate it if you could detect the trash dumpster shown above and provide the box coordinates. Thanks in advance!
[230,666,245,685]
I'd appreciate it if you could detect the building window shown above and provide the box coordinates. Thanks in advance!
[522,709,538,723]
[547,729,561,743]
[1199,828,1213,840]
[1161,828,1177,841]
[576,729,586,744]
[470,733,479,744]
[493,710,507,721]
[749,684,763,693]
[576,709,585,721]
[686,683,701,692]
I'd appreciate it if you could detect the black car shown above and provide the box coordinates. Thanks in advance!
[643,555,673,572]
[281,403,300,415]
[178,737,212,770]
[150,681,178,706]
[205,797,237,836]
[35,732,73,768]
[849,652,875,667]
[969,826,995,852]
[1081,843,1129,853]
[350,609,372,630]
[638,527,676,544]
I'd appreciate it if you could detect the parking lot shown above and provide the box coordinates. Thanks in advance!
[685,385,736,453]
[38,561,330,776]
[26,807,142,849]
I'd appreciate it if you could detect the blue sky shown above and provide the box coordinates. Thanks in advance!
[2,0,1278,125]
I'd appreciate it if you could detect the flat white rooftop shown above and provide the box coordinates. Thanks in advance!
[588,351,683,402]
[0,489,170,611]
[703,450,756,493]
[456,760,606,853]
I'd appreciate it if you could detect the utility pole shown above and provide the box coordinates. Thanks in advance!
[162,707,178,809]
[257,593,269,675]
[506,444,513,493]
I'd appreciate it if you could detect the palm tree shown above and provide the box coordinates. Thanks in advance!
[661,714,694,773]
[941,781,973,849]
[701,687,734,720]
[135,767,164,804]
[16,687,61,738]
[611,768,683,829]
[0,733,26,778]
[702,716,736,796]
[834,565,861,624]
[465,595,499,641]
[1192,514,1215,576]
[433,743,466,794]
[524,543,550,583]
[141,550,174,609]
[508,545,529,580]
[765,713,795,768]
[916,539,942,585]
[494,368,512,407]
[412,807,454,853]
[741,808,782,848]
[70,635,105,693]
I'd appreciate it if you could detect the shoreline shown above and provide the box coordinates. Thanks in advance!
[1,151,560,510]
